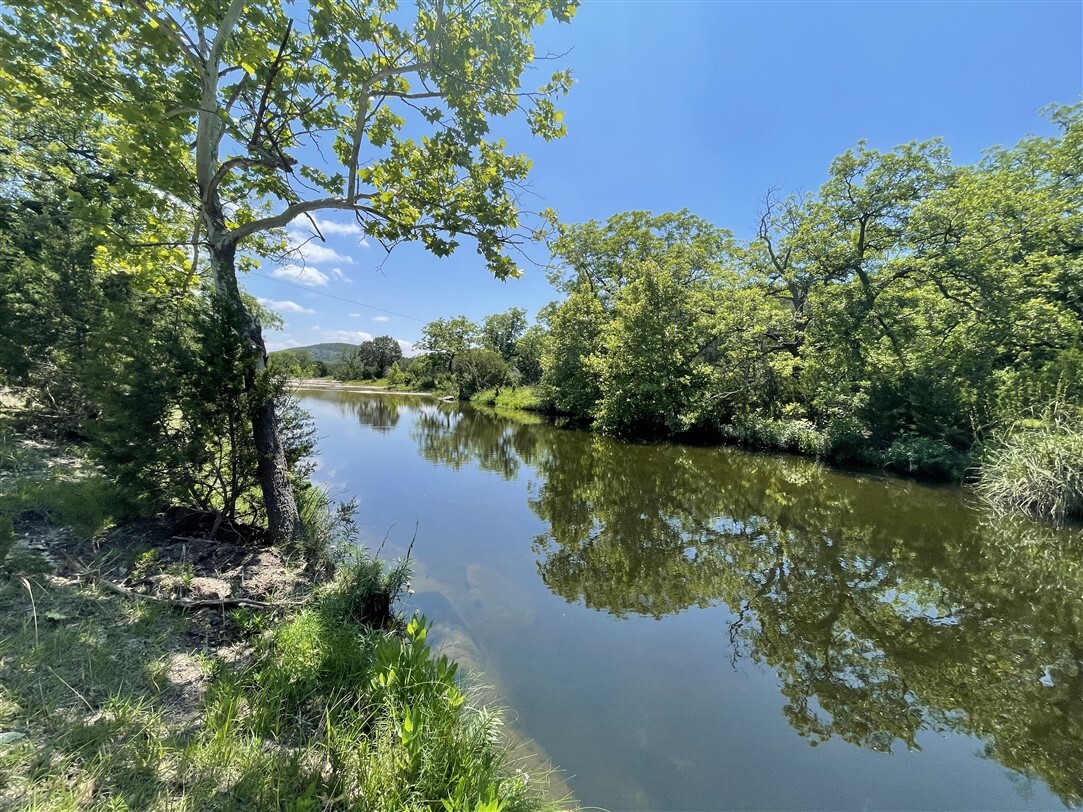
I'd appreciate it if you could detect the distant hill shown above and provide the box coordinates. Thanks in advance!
[270,342,357,363]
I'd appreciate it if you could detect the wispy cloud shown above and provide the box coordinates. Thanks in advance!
[372,315,390,323]
[329,267,352,282]
[348,312,362,318]
[257,298,315,314]
[272,264,329,287]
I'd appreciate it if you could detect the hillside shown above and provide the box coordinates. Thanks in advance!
[270,342,357,363]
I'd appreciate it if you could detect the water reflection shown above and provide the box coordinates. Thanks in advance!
[300,389,416,431]
[411,405,545,479]
[404,399,1083,805]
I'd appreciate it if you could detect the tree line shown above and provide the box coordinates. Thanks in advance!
[417,107,1082,518]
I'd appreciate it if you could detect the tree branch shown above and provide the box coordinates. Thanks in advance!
[134,0,201,69]
[209,0,247,63]
[224,196,375,244]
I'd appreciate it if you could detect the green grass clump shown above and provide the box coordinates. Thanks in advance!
[977,404,1083,525]
[200,553,551,811]
[471,387,544,412]
[0,547,564,811]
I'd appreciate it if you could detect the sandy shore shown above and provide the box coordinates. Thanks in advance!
[290,378,438,397]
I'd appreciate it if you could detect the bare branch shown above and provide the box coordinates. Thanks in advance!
[248,19,294,153]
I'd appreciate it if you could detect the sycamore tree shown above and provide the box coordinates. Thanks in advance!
[1,0,576,541]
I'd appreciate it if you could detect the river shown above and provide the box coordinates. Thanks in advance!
[298,388,1082,811]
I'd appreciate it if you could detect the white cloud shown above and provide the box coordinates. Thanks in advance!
[359,238,370,249]
[271,264,329,287]
[292,242,354,265]
[320,329,374,344]
[372,315,390,323]
[257,298,315,314]
[266,337,302,351]
[309,216,363,236]
[398,339,417,356]
[348,312,361,318]
[329,267,352,282]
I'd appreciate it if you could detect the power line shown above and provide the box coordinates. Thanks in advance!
[247,271,426,322]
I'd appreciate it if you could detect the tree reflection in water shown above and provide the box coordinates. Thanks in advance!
[405,398,1083,805]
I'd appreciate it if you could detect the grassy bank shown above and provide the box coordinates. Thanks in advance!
[470,388,545,413]
[0,437,569,811]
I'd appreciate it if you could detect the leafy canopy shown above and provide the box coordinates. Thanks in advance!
[0,0,577,276]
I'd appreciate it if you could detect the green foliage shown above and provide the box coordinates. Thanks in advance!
[269,349,328,379]
[0,540,559,811]
[418,317,481,373]
[1,0,581,542]
[471,386,545,412]
[977,404,1083,524]
[83,288,257,516]
[203,554,553,811]
[335,336,404,381]
[481,308,529,362]
[0,0,578,279]
[539,285,604,418]
[452,348,510,399]
[386,363,406,388]
[882,434,969,481]
[513,325,547,385]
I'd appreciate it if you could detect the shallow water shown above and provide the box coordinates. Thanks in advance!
[300,389,1083,810]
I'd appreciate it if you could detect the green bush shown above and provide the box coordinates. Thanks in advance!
[720,415,827,457]
[977,405,1083,524]
[883,434,969,481]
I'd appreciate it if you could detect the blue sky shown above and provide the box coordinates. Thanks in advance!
[249,0,1083,353]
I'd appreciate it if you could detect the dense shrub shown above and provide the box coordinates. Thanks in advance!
[977,405,1083,525]
[883,434,969,481]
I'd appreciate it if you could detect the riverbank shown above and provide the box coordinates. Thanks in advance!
[290,378,436,397]
[0,431,572,810]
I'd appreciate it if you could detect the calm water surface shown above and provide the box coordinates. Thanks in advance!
[300,389,1083,811]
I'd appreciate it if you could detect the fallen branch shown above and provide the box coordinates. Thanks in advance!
[65,554,304,612]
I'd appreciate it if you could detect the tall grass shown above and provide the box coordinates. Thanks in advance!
[470,387,544,412]
[977,404,1083,525]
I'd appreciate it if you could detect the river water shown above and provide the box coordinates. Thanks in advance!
[298,389,1082,811]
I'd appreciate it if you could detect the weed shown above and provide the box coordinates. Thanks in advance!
[129,549,160,582]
